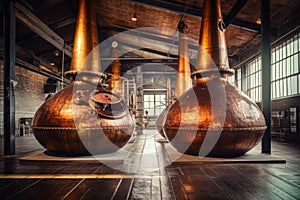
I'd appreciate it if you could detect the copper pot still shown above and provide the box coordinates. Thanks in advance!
[163,0,266,157]
[32,0,134,156]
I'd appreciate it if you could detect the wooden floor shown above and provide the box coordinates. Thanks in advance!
[0,130,300,200]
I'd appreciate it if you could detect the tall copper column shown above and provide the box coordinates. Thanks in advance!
[175,21,192,97]
[156,21,192,137]
[108,42,121,94]
[163,0,266,157]
[70,0,101,72]
[32,0,135,156]
[197,0,232,76]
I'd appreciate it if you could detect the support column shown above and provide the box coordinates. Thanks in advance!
[241,64,247,93]
[3,0,16,155]
[261,0,271,154]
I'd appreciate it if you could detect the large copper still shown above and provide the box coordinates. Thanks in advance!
[32,0,135,156]
[163,0,266,157]
[156,21,192,137]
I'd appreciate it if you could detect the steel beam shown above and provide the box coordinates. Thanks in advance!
[128,0,260,32]
[0,54,70,85]
[17,16,76,43]
[261,0,271,154]
[3,0,16,156]
[100,26,198,57]
[13,2,73,57]
[224,0,248,28]
[120,41,178,58]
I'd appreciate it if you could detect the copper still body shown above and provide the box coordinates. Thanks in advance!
[156,21,192,137]
[32,0,134,156]
[163,0,266,157]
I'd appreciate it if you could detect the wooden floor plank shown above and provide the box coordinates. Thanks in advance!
[8,179,80,200]
[0,179,41,199]
[0,132,300,199]
[80,179,121,200]
[111,178,133,200]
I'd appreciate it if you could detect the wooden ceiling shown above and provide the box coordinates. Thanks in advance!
[1,0,300,74]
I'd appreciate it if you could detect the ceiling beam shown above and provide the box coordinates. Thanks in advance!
[0,52,70,84]
[13,2,73,57]
[16,0,33,11]
[120,41,178,58]
[111,30,198,59]
[224,0,248,28]
[128,0,261,32]
[27,0,63,11]
[17,16,76,43]
[99,26,199,51]
[35,39,73,57]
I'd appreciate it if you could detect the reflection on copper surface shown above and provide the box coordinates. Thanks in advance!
[162,0,266,157]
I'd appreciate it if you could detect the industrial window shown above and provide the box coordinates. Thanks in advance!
[143,92,166,116]
[245,57,262,102]
[241,33,300,102]
[271,33,299,99]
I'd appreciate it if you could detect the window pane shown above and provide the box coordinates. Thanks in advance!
[279,61,282,79]
[276,63,280,79]
[293,38,298,54]
[287,57,291,76]
[293,55,298,73]
[291,40,294,54]
[272,50,276,63]
[276,48,279,62]
[275,81,279,98]
[283,43,286,58]
[298,74,300,93]
[287,77,291,96]
[149,109,154,116]
[287,41,291,56]
[271,82,275,98]
[283,78,287,97]
[291,76,297,94]
[149,95,154,102]
[282,59,287,77]
[237,68,241,80]
[271,64,275,81]
[279,46,283,60]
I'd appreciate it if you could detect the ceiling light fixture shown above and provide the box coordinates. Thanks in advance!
[50,62,55,66]
[256,18,261,25]
[54,50,60,57]
[131,13,137,22]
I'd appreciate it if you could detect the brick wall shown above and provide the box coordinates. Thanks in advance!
[0,60,48,136]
